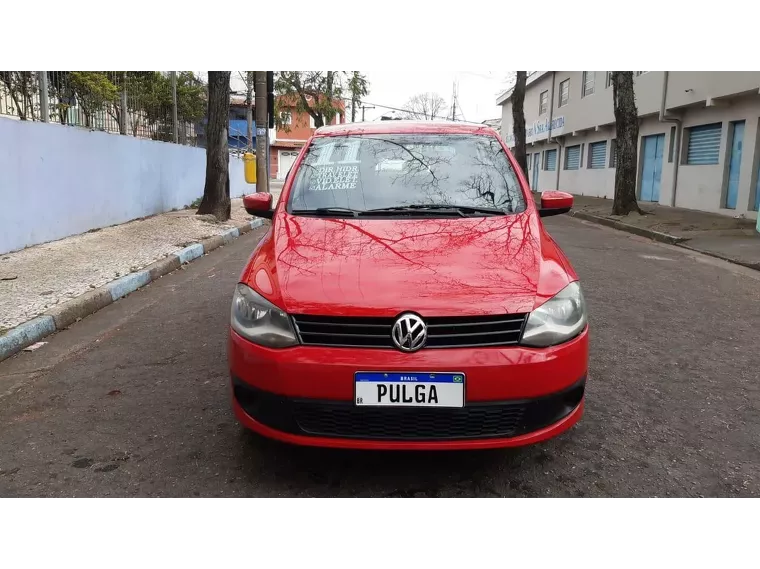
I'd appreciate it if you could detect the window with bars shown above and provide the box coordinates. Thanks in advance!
[582,72,595,97]
[558,79,569,107]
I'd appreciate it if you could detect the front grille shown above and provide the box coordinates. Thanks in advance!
[232,377,585,441]
[291,313,527,349]
[294,403,526,440]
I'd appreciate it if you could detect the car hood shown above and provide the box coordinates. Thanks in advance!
[243,212,575,317]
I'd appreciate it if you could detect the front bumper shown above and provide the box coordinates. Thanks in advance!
[229,327,588,450]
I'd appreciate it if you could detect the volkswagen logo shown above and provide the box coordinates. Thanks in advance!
[391,313,427,352]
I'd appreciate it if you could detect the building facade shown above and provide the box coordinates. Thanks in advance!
[270,98,344,180]
[497,71,760,219]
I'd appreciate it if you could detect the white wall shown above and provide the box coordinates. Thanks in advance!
[0,118,250,254]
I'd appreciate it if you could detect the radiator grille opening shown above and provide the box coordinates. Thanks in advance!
[291,313,527,349]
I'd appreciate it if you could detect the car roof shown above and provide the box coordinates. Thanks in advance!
[314,120,499,138]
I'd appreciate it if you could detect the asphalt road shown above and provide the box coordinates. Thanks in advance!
[1,216,759,497]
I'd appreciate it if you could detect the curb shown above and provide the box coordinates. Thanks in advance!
[0,218,265,362]
[570,210,688,245]
[676,243,760,272]
[570,210,760,272]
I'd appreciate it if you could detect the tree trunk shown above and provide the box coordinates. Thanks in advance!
[511,71,529,181]
[611,72,642,216]
[197,71,232,221]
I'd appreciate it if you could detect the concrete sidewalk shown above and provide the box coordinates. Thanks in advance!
[0,198,260,333]
[558,194,760,270]
[1,180,282,361]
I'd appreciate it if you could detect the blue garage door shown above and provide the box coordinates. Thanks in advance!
[640,134,665,202]
[589,141,607,169]
[725,121,744,209]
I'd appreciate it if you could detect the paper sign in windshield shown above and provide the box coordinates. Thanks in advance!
[309,165,359,192]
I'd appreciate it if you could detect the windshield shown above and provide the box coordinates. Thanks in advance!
[287,134,526,215]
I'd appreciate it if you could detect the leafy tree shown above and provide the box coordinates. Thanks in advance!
[69,72,119,128]
[237,71,255,148]
[115,72,207,141]
[47,71,76,125]
[0,71,37,120]
[104,72,127,131]
[274,71,369,130]
[175,72,207,126]
[347,71,369,122]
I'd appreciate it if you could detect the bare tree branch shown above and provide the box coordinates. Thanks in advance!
[402,92,448,121]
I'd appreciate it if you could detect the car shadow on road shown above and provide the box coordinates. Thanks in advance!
[232,427,572,498]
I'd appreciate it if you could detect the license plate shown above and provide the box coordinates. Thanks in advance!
[354,372,465,408]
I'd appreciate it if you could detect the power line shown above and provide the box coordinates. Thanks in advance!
[348,99,455,122]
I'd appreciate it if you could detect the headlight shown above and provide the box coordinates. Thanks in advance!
[230,283,298,348]
[521,281,587,347]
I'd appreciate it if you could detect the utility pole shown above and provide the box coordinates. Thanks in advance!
[245,71,253,151]
[38,72,49,123]
[266,71,274,180]
[120,71,129,135]
[451,81,457,121]
[254,71,269,193]
[170,71,178,143]
[361,105,375,122]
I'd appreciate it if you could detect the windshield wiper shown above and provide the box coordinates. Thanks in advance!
[291,204,510,219]
[291,207,362,218]
[363,204,508,216]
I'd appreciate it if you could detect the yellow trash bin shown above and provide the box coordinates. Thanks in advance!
[243,152,257,184]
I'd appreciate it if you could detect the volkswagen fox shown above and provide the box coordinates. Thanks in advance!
[228,121,588,450]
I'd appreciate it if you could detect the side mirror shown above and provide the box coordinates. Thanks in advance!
[539,191,573,218]
[243,192,274,219]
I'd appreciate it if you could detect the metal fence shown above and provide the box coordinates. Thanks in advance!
[0,71,208,146]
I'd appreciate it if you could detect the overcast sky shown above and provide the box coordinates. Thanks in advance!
[361,70,512,123]
[228,71,513,124]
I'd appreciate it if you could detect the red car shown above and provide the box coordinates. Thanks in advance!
[229,121,588,450]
